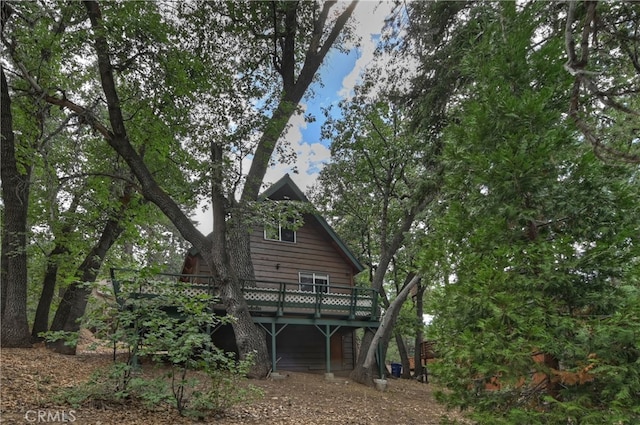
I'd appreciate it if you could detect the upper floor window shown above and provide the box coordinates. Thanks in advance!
[264,220,296,243]
[299,272,329,293]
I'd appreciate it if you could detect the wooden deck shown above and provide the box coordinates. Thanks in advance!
[110,269,379,321]
[110,268,381,374]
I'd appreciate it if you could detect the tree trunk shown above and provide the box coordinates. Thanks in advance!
[396,332,412,379]
[48,217,124,354]
[0,66,32,348]
[377,293,408,375]
[349,328,383,386]
[413,283,426,381]
[350,275,421,386]
[198,235,270,378]
[353,285,392,380]
[31,245,68,341]
[32,195,80,342]
[1,217,7,318]
[27,0,359,376]
[0,0,10,320]
[210,142,271,378]
[350,217,421,375]
[218,271,271,378]
[353,274,416,383]
[375,286,398,373]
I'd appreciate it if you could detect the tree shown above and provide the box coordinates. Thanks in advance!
[31,224,74,342]
[313,78,441,384]
[0,0,45,348]
[1,64,32,347]
[7,0,358,377]
[420,2,640,423]
[45,182,133,353]
[564,0,640,163]
[337,1,485,385]
[354,274,421,384]
[2,1,189,349]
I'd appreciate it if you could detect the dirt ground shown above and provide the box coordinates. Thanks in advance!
[1,337,470,425]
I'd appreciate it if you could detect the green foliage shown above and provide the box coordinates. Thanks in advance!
[314,90,435,279]
[55,362,137,408]
[129,374,173,410]
[39,330,79,348]
[189,352,264,418]
[4,2,194,329]
[312,45,440,374]
[395,299,425,339]
[58,271,262,418]
[248,199,314,233]
[413,2,640,424]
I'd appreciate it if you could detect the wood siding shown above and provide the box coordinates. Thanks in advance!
[179,194,364,372]
[251,214,355,289]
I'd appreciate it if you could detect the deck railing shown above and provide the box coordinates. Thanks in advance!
[110,269,379,321]
[240,280,379,320]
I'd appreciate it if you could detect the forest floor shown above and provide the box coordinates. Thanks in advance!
[1,334,471,425]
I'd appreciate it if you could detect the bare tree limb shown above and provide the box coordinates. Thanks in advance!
[564,0,640,163]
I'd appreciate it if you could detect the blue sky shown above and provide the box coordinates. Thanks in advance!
[301,48,361,149]
[261,1,396,194]
[196,1,395,233]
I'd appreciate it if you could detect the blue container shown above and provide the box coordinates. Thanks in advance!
[391,363,402,378]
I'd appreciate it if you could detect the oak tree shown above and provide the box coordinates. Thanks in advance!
[5,0,357,377]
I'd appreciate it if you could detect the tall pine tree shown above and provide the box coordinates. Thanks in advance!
[421,2,640,423]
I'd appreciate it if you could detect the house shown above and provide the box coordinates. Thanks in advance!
[173,174,380,374]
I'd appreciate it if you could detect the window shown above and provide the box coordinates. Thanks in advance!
[264,219,296,242]
[299,272,329,293]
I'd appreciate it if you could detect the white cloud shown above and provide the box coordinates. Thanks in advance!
[264,1,397,196]
[264,106,331,193]
[193,3,395,233]
[339,1,396,99]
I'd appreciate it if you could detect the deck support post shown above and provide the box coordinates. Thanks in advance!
[258,322,288,373]
[271,322,277,372]
[325,324,331,373]
[315,324,341,373]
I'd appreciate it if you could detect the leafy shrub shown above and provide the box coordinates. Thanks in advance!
[189,351,264,417]
[54,270,263,418]
[55,362,134,408]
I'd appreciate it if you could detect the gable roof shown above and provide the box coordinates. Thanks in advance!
[187,175,365,274]
[259,174,365,273]
[259,173,311,202]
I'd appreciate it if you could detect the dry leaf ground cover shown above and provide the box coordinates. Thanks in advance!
[1,340,469,425]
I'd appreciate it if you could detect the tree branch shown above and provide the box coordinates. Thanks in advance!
[15,60,114,140]
[241,1,358,202]
[564,0,640,163]
[74,1,210,255]
[58,172,139,188]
